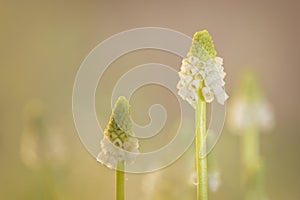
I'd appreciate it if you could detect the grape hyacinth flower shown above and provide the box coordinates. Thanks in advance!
[97,96,139,168]
[177,30,228,108]
[97,96,139,200]
[177,30,228,200]
[229,71,274,132]
[229,70,273,200]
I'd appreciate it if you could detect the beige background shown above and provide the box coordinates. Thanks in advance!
[0,0,299,199]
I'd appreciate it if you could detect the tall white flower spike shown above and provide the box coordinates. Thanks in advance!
[97,96,139,169]
[177,30,228,108]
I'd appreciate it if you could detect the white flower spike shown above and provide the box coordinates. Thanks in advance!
[177,30,228,108]
[230,71,274,132]
[97,96,139,169]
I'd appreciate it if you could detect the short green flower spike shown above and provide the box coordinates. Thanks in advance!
[104,96,133,145]
[188,30,217,61]
[100,96,137,200]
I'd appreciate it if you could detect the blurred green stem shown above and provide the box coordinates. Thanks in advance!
[196,98,208,200]
[243,126,259,168]
[242,126,266,200]
[116,161,124,200]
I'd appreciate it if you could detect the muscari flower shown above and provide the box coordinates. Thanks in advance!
[177,30,228,108]
[20,100,67,170]
[229,71,274,132]
[97,96,139,169]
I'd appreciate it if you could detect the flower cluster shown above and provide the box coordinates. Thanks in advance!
[231,99,273,131]
[229,71,274,132]
[177,30,228,108]
[97,136,139,169]
[97,96,139,169]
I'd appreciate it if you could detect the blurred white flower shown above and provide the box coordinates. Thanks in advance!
[189,166,221,192]
[208,171,221,192]
[20,100,67,169]
[232,100,274,131]
[229,71,274,132]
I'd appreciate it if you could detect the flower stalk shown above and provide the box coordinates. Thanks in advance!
[116,161,125,200]
[195,97,208,200]
[242,126,266,200]
[97,96,139,200]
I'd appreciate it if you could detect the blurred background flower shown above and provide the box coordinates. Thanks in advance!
[229,70,274,132]
[229,70,274,200]
[20,100,68,170]
[19,100,69,199]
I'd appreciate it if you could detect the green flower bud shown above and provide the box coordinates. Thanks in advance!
[188,30,217,61]
[104,96,133,144]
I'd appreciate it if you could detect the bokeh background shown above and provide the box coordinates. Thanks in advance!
[1,0,300,199]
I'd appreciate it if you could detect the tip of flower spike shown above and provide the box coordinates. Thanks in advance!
[111,96,133,135]
[189,30,217,60]
[113,96,130,115]
[193,30,217,59]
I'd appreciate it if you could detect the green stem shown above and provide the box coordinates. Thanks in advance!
[116,161,125,200]
[242,126,260,172]
[196,98,208,200]
[242,126,265,200]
